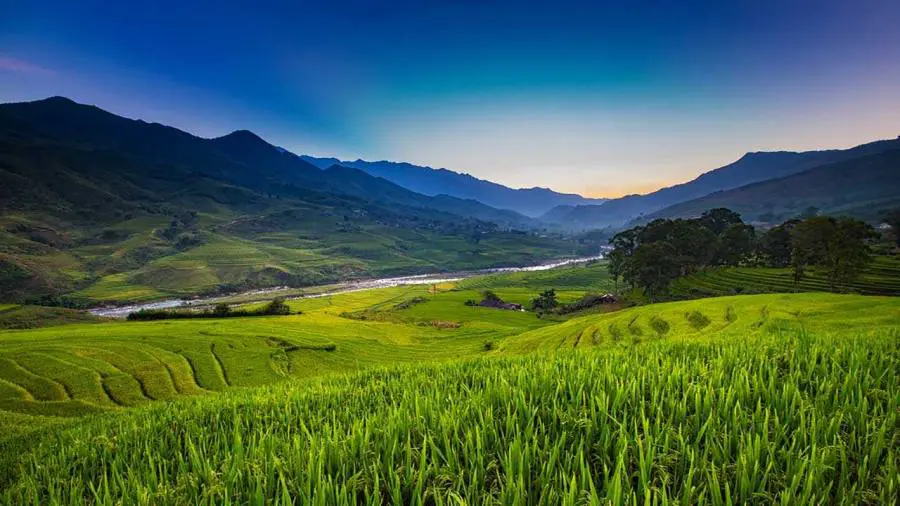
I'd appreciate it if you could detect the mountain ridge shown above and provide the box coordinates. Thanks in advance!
[0,97,581,303]
[640,148,900,224]
[301,155,607,217]
[542,137,900,230]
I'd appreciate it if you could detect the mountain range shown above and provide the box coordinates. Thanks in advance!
[541,137,900,230]
[644,148,900,224]
[0,97,581,303]
[300,156,607,217]
[0,96,896,303]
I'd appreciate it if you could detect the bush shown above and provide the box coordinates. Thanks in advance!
[127,298,293,321]
[261,298,291,315]
[530,289,558,312]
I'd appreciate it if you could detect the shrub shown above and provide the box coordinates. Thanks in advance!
[261,298,291,316]
[685,310,711,330]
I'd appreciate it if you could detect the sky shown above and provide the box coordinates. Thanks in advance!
[1,0,899,198]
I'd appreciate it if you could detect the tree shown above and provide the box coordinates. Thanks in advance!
[608,228,641,290]
[668,219,717,272]
[791,217,873,291]
[717,223,756,266]
[823,218,874,290]
[531,289,558,312]
[631,241,679,301]
[759,221,797,267]
[699,208,744,235]
[883,208,900,247]
[212,303,231,317]
[262,297,291,315]
[482,290,502,303]
[791,217,831,288]
[606,248,626,292]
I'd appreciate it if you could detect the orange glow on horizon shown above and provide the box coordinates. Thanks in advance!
[577,180,680,200]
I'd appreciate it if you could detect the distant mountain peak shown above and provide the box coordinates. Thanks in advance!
[299,155,606,216]
[38,96,77,105]
[216,129,267,144]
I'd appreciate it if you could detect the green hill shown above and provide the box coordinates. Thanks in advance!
[646,148,900,224]
[669,255,900,298]
[0,97,579,303]
[1,291,897,504]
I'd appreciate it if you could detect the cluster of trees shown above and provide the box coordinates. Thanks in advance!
[608,209,756,300]
[761,216,876,290]
[127,298,292,321]
[608,208,876,299]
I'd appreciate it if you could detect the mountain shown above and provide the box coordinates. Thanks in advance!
[0,97,580,303]
[301,156,606,217]
[542,138,900,230]
[0,97,537,228]
[642,148,900,224]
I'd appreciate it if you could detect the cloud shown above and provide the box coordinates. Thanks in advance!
[0,56,56,75]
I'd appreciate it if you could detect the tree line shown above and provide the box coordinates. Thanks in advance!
[127,298,292,321]
[607,208,877,300]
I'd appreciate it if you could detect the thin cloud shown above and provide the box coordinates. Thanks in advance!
[0,56,56,75]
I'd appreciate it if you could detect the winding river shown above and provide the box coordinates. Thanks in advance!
[90,255,605,318]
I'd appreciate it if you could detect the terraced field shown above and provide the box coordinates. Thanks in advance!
[670,255,900,298]
[501,292,900,353]
[0,263,612,422]
[1,291,898,504]
[1,282,896,425]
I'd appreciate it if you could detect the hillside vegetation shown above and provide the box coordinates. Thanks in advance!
[0,98,583,303]
[671,255,900,298]
[1,292,897,504]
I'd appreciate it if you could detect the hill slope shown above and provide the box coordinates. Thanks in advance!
[543,137,900,229]
[302,155,607,217]
[2,292,897,504]
[646,148,900,224]
[0,97,576,302]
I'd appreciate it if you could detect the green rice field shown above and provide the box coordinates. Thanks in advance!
[671,255,900,298]
[0,262,898,504]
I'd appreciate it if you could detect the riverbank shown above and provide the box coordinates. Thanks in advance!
[90,255,605,318]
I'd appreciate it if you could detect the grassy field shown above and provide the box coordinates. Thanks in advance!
[0,260,898,503]
[0,264,614,419]
[671,254,900,298]
[1,303,897,504]
[0,304,99,329]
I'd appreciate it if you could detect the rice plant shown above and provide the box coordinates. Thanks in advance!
[3,329,897,505]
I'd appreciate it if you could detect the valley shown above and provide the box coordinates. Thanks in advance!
[0,259,897,503]
[1,99,898,504]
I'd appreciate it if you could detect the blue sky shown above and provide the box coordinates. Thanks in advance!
[2,0,898,196]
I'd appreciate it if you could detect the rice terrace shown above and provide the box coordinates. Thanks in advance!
[3,1,900,504]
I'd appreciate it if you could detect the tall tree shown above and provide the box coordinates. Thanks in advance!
[823,218,874,290]
[631,241,679,301]
[791,217,873,291]
[717,223,756,266]
[882,208,900,247]
[699,208,744,235]
[759,220,798,267]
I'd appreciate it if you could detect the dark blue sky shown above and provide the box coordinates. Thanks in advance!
[2,0,899,196]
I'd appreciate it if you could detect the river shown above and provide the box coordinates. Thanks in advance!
[89,255,605,318]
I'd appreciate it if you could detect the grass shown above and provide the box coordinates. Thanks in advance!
[0,261,898,503]
[671,254,900,298]
[2,325,897,504]
[4,207,584,304]
[0,304,99,329]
